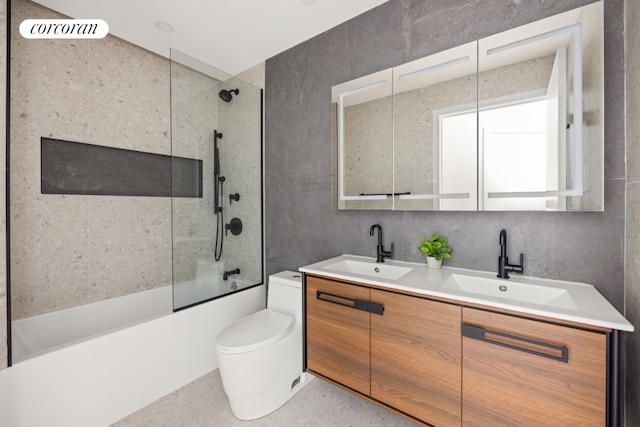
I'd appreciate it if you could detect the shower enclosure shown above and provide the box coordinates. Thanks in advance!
[8,39,262,363]
[170,49,263,310]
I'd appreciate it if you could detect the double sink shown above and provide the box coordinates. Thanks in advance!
[301,254,633,331]
[323,257,574,309]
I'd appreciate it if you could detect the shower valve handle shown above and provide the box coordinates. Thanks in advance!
[229,193,240,204]
[225,218,243,236]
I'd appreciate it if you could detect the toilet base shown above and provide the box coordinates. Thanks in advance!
[227,372,314,420]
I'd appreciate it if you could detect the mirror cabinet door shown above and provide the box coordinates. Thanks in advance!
[393,42,478,211]
[332,1,602,212]
[333,69,394,210]
[478,1,603,211]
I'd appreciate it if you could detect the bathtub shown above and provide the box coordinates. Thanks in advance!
[0,280,265,427]
[11,275,258,362]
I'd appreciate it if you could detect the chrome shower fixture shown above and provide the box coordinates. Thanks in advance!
[219,88,239,102]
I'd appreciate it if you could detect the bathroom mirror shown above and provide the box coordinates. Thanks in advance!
[332,69,393,210]
[332,1,603,211]
[477,1,603,211]
[392,42,478,211]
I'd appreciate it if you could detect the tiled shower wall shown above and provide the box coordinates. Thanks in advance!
[171,65,263,288]
[625,0,640,424]
[9,0,173,319]
[214,79,264,284]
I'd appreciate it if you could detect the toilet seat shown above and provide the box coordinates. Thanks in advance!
[215,309,295,355]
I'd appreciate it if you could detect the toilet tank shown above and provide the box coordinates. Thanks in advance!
[267,271,303,321]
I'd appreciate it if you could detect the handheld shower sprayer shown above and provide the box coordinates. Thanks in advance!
[214,131,223,213]
[214,130,225,261]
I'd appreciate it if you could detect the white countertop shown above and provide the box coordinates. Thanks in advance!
[299,254,634,332]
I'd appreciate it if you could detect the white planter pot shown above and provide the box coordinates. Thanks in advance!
[426,257,442,269]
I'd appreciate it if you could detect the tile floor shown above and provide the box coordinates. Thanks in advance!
[113,370,417,426]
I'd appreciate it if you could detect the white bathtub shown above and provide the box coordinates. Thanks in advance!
[0,281,265,427]
[11,275,258,362]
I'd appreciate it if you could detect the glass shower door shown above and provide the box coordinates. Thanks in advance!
[170,49,263,310]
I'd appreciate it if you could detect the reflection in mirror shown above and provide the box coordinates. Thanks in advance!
[332,69,393,210]
[332,1,602,211]
[478,1,603,211]
[393,42,478,211]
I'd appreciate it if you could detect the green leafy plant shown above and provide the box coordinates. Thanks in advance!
[418,234,452,261]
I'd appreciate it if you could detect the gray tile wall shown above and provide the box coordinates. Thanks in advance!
[625,0,640,424]
[265,0,626,311]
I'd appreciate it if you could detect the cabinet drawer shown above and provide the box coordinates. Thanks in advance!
[462,307,607,427]
[306,276,371,395]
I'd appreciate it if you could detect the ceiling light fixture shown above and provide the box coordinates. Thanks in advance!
[154,21,174,33]
[299,0,317,5]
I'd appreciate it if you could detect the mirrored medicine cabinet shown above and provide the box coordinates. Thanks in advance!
[332,1,603,211]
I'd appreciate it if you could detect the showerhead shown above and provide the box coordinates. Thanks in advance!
[219,88,240,102]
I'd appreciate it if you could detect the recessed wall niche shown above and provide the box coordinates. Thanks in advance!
[41,137,202,198]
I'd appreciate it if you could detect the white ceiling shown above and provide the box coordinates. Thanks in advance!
[30,0,390,75]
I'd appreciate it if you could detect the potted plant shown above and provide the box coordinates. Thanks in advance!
[418,234,452,269]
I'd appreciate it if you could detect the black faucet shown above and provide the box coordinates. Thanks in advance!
[223,268,240,281]
[369,224,393,263]
[497,229,524,279]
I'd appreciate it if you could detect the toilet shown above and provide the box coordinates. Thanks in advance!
[214,271,313,420]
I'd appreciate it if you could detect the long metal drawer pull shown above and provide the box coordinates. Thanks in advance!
[462,324,568,363]
[316,291,384,315]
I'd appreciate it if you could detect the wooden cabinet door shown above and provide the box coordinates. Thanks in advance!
[306,276,372,395]
[462,307,607,427]
[370,290,462,426]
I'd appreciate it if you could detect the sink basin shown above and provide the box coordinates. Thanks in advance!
[324,259,412,281]
[442,273,577,310]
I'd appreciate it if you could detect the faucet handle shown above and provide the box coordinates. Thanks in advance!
[517,253,524,272]
[382,242,393,260]
[508,253,524,276]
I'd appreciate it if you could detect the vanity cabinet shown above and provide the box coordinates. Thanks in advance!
[461,307,607,427]
[305,275,462,426]
[305,276,371,395]
[304,273,614,426]
[370,289,461,426]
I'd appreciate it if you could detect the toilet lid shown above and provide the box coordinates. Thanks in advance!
[215,309,295,355]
